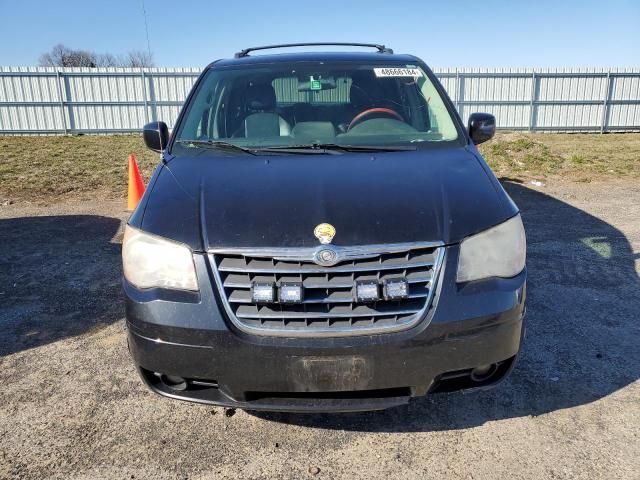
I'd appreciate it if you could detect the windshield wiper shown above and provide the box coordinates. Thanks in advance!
[176,140,417,156]
[326,143,417,152]
[257,143,417,153]
[176,139,257,155]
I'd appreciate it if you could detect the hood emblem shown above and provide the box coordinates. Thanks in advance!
[314,247,338,266]
[314,223,336,244]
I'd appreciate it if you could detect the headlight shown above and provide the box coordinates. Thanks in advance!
[456,214,526,283]
[122,225,198,291]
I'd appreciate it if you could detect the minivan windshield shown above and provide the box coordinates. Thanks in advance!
[174,61,461,152]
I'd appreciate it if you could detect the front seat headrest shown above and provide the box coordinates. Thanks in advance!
[246,83,277,111]
[350,71,386,110]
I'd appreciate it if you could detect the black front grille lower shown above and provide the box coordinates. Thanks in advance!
[244,387,412,402]
[210,244,443,337]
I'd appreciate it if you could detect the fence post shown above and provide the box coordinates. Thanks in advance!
[55,70,67,134]
[528,72,537,131]
[141,69,149,124]
[600,71,611,133]
[456,70,465,120]
[455,70,460,115]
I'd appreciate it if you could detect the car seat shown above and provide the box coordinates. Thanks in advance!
[239,83,291,138]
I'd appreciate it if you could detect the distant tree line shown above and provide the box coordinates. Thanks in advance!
[39,44,155,68]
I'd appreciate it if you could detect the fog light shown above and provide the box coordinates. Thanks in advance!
[251,282,275,303]
[383,277,409,300]
[470,363,498,382]
[355,280,380,303]
[159,374,187,391]
[279,282,303,303]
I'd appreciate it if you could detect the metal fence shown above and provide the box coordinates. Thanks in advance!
[1,66,639,134]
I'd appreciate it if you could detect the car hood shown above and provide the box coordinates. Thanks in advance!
[138,146,517,251]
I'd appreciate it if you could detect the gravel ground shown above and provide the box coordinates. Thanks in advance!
[1,180,639,479]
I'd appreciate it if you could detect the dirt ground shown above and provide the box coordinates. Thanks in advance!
[1,179,639,479]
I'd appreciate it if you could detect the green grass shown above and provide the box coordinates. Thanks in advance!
[0,135,158,202]
[0,132,639,203]
[479,132,640,181]
[483,137,563,175]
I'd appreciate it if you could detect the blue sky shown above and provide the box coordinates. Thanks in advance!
[0,0,638,67]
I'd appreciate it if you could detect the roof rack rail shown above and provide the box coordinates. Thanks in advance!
[234,43,394,58]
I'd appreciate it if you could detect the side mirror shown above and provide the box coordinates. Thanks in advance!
[468,113,496,145]
[143,121,170,152]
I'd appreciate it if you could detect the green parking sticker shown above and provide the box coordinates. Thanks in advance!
[310,78,322,90]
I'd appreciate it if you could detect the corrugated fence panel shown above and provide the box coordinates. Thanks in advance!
[146,67,201,128]
[0,66,639,134]
[0,67,66,132]
[535,68,606,129]
[608,67,640,128]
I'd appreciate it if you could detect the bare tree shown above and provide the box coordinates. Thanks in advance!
[126,50,155,68]
[39,44,97,67]
[94,53,120,68]
[39,44,155,68]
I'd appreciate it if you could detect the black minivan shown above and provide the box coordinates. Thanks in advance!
[123,43,526,412]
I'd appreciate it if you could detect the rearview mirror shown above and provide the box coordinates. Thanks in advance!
[143,121,170,152]
[297,76,337,92]
[468,113,496,145]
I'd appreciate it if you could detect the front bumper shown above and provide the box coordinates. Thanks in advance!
[125,248,526,412]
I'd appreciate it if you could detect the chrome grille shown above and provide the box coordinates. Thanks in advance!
[209,243,444,337]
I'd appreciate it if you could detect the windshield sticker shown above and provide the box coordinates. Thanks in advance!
[374,67,423,78]
[310,76,322,90]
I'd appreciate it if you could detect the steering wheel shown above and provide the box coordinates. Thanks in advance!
[347,107,404,132]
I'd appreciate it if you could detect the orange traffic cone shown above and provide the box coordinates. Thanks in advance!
[127,153,145,210]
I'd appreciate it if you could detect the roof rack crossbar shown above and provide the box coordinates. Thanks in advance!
[234,43,393,58]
